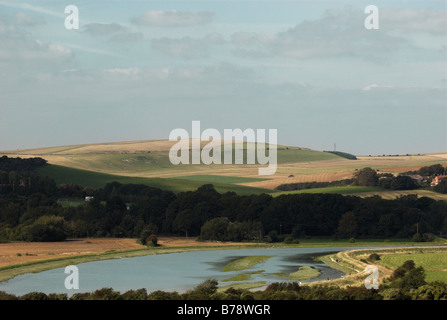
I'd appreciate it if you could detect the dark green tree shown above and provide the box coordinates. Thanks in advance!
[354,167,379,186]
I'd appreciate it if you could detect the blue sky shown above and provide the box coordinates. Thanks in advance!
[0,0,446,155]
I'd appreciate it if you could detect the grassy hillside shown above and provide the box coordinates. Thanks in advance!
[2,140,343,178]
[272,186,384,197]
[3,139,447,198]
[37,164,274,195]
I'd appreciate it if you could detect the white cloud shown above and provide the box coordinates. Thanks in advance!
[14,11,45,26]
[362,84,393,91]
[229,6,415,61]
[131,10,213,27]
[0,15,75,72]
[83,23,128,36]
[0,1,64,18]
[381,7,447,35]
[151,33,224,59]
[82,22,143,42]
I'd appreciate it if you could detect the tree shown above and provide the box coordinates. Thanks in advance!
[200,217,229,241]
[173,209,195,238]
[434,179,447,194]
[21,215,67,242]
[337,212,357,238]
[139,223,158,245]
[354,167,378,186]
[391,176,418,190]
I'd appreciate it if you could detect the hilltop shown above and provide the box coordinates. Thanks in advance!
[2,139,447,197]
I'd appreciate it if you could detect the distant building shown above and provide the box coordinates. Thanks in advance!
[431,175,447,186]
[85,196,94,202]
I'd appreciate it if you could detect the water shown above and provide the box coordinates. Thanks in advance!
[0,247,361,296]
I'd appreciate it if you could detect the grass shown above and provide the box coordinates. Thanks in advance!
[273,266,321,281]
[221,256,274,272]
[272,186,447,201]
[222,270,264,282]
[377,249,447,283]
[57,199,85,208]
[172,175,269,184]
[272,186,384,197]
[353,189,447,201]
[217,281,267,292]
[38,164,274,195]
[313,246,447,288]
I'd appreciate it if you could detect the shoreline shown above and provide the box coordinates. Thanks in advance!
[1,237,445,286]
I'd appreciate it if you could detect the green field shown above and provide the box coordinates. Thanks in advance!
[272,186,384,197]
[5,141,344,177]
[221,256,273,272]
[38,164,274,195]
[378,250,447,283]
[273,266,321,281]
[173,175,269,184]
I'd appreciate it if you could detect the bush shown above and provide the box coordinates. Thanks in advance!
[412,233,422,242]
[145,235,158,247]
[369,253,381,261]
[268,230,280,243]
[283,236,294,244]
[121,289,148,300]
[20,292,49,300]
[349,237,356,243]
[91,288,122,300]
[422,233,435,242]
[20,215,67,242]
[0,291,18,300]
[186,279,218,299]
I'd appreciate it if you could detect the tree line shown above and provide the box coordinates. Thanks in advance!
[276,164,447,193]
[0,157,446,243]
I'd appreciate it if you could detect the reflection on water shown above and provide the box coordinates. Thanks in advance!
[0,247,361,296]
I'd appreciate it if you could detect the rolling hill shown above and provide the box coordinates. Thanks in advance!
[2,139,447,197]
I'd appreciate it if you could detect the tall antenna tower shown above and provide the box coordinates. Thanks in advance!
[334,143,336,152]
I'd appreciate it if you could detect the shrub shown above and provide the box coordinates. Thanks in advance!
[369,253,381,261]
[283,236,294,244]
[121,288,148,300]
[349,237,356,243]
[145,235,158,247]
[91,288,123,300]
[422,233,435,242]
[20,292,49,300]
[20,215,67,242]
[412,233,422,242]
[0,291,18,300]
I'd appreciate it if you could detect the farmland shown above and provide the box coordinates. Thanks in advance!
[2,139,447,198]
[377,249,447,283]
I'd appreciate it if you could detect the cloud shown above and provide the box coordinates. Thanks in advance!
[83,23,128,36]
[381,7,447,35]
[14,11,45,26]
[82,22,143,42]
[131,10,213,27]
[0,15,75,72]
[362,84,393,91]
[151,33,224,59]
[0,1,64,18]
[229,6,414,61]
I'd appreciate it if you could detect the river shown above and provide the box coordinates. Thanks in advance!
[0,246,367,296]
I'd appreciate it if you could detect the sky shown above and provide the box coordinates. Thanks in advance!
[0,0,446,155]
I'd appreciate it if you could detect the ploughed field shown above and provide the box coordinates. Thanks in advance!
[0,237,252,268]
